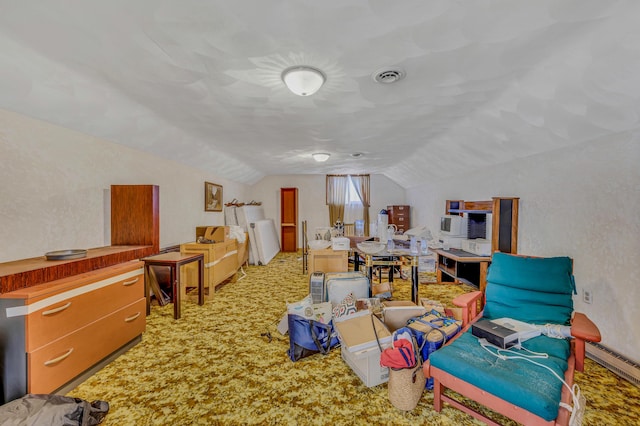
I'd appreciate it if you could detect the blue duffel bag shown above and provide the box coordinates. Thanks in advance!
[287,314,339,362]
[406,312,461,389]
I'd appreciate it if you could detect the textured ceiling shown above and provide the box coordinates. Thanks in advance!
[1,1,639,188]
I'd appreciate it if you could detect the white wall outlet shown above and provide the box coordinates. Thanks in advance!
[583,289,592,304]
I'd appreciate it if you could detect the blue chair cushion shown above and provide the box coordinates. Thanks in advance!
[484,253,575,325]
[430,330,571,421]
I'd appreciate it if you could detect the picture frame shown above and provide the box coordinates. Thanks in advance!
[205,182,223,212]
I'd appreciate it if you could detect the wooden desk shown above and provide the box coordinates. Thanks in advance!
[431,248,490,293]
[142,252,204,319]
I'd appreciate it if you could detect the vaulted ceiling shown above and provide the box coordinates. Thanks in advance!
[1,1,638,188]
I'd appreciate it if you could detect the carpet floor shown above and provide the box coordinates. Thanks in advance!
[69,252,639,425]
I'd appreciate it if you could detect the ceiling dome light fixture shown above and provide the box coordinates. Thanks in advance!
[312,152,331,162]
[282,66,326,96]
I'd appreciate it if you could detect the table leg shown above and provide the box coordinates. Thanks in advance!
[354,251,360,272]
[411,257,419,305]
[172,267,180,319]
[198,258,204,306]
[366,255,373,298]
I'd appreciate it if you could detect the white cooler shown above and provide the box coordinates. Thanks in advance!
[324,272,369,306]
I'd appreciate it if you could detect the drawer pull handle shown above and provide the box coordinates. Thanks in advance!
[42,302,72,316]
[44,348,74,366]
[125,312,141,322]
[122,277,139,286]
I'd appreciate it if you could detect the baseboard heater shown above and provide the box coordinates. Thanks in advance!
[586,342,640,387]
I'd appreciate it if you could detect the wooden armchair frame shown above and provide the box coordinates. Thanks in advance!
[425,290,601,426]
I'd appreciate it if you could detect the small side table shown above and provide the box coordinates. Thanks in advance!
[141,252,204,319]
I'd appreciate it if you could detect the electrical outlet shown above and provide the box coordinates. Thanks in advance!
[583,289,592,304]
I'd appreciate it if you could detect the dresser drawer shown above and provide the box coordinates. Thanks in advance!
[26,268,144,351]
[28,297,146,394]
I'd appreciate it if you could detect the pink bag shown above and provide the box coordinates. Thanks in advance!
[380,337,416,369]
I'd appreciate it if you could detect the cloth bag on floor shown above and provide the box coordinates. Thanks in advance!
[375,323,425,411]
[286,299,338,362]
[387,354,425,411]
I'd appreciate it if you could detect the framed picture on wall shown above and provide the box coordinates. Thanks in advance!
[205,182,223,212]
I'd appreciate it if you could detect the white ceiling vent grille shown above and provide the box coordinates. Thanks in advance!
[373,69,405,84]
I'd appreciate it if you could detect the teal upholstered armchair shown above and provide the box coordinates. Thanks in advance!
[425,252,601,426]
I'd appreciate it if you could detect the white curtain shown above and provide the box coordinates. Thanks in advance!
[326,174,370,234]
[326,175,347,226]
[349,175,370,236]
[343,199,363,224]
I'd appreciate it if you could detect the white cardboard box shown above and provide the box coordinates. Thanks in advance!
[382,301,427,332]
[341,344,390,387]
[331,237,351,251]
[334,313,392,352]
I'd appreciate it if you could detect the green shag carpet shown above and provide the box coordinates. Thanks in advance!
[69,252,640,425]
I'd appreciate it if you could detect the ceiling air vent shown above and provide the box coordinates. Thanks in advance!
[373,68,405,84]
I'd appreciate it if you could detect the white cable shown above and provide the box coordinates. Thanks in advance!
[536,323,572,339]
[478,340,585,425]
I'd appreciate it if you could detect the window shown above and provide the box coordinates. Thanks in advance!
[343,176,363,223]
[326,174,370,235]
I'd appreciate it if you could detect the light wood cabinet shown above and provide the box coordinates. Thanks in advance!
[308,248,348,276]
[180,239,243,298]
[0,261,145,402]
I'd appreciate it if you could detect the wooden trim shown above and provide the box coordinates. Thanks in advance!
[0,247,152,294]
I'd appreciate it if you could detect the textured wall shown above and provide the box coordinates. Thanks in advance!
[247,174,405,245]
[406,135,640,363]
[0,109,248,263]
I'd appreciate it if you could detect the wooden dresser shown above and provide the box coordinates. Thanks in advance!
[0,184,159,404]
[387,205,411,233]
[0,260,145,403]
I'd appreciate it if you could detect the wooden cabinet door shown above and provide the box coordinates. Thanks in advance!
[280,188,298,252]
[111,185,159,254]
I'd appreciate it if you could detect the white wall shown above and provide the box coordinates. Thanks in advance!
[406,135,640,362]
[0,109,248,262]
[2,107,637,363]
[247,174,405,244]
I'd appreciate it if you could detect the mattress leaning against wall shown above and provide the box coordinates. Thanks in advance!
[252,219,281,265]
[234,205,281,265]
[224,206,239,226]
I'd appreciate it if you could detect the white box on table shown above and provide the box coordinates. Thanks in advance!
[331,237,351,251]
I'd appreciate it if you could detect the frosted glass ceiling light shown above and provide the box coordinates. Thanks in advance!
[312,152,331,162]
[282,66,325,96]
